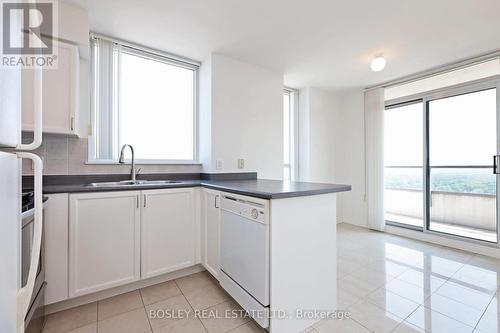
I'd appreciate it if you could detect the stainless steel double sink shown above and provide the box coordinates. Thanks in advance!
[85,180,181,188]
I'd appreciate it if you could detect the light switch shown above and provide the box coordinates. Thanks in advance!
[238,158,245,169]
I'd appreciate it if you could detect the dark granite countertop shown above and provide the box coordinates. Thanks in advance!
[200,179,351,199]
[23,173,351,199]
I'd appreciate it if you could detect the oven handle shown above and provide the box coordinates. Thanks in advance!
[16,152,43,329]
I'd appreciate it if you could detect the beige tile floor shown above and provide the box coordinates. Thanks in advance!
[42,271,261,333]
[42,223,500,333]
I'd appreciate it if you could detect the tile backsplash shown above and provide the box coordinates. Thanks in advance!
[22,133,202,175]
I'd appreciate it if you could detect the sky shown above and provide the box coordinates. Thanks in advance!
[385,88,497,167]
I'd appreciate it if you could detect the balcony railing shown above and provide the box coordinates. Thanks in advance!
[385,188,497,242]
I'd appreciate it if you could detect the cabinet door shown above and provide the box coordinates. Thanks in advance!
[202,189,221,280]
[44,193,69,305]
[22,41,79,136]
[141,188,196,279]
[69,191,140,297]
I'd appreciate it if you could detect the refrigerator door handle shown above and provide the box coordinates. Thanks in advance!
[16,153,43,329]
[17,67,42,151]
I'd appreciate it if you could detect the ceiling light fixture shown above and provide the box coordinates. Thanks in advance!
[370,56,386,72]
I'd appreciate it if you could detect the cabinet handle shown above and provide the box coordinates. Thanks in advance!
[214,195,219,209]
[70,117,75,131]
[136,195,139,208]
[144,194,147,208]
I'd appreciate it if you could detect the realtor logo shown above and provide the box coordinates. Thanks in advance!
[1,0,58,68]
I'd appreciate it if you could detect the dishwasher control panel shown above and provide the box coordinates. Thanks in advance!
[221,195,268,224]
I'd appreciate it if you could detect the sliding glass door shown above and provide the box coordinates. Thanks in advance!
[427,88,498,242]
[385,81,499,243]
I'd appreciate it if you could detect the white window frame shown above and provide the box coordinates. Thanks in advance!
[88,33,200,164]
[284,87,299,180]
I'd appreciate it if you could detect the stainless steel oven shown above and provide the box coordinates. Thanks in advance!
[22,192,48,333]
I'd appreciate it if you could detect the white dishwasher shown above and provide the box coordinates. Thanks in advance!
[220,194,270,328]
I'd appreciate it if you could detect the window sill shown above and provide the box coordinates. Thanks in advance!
[85,159,202,165]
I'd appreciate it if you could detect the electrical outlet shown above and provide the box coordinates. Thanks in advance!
[238,158,245,169]
[215,159,223,170]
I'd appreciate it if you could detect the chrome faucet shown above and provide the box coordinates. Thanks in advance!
[119,144,136,183]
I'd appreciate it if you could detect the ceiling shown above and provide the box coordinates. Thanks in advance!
[64,0,500,92]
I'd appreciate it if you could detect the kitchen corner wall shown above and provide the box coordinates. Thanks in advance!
[21,133,202,175]
[297,87,368,227]
[336,90,368,227]
[298,87,342,183]
[298,87,344,222]
[199,53,284,180]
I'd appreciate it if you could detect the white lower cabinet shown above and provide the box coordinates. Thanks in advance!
[69,191,141,298]
[67,188,197,298]
[202,188,221,280]
[141,188,196,279]
[44,193,69,305]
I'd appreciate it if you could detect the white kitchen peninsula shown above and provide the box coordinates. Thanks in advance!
[33,174,350,333]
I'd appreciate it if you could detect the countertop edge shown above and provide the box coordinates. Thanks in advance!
[36,181,352,199]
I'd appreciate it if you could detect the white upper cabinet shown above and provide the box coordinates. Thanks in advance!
[69,191,141,298]
[141,188,196,279]
[202,188,221,280]
[22,40,80,136]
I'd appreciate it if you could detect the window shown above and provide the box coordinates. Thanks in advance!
[384,58,500,243]
[384,81,499,243]
[283,89,297,180]
[90,35,199,163]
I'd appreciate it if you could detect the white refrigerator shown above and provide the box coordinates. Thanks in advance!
[0,61,44,332]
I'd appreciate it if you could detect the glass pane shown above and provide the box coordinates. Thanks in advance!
[119,51,195,160]
[385,102,423,166]
[385,168,424,227]
[429,89,496,166]
[429,168,497,242]
[428,88,497,242]
[384,102,424,228]
[283,94,290,165]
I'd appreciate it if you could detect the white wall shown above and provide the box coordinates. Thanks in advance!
[200,53,284,179]
[297,87,368,226]
[298,87,346,222]
[336,91,367,227]
[298,87,342,184]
